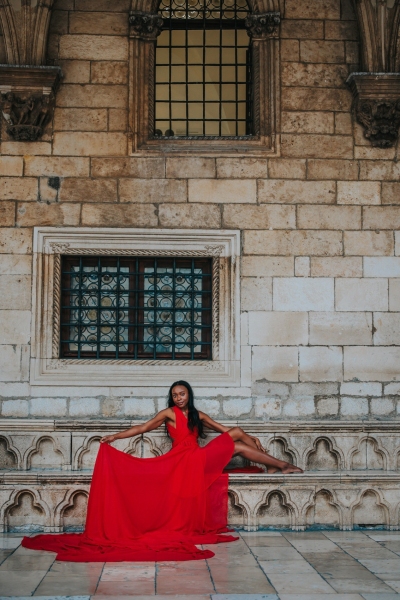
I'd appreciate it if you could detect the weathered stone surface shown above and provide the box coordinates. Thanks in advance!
[259,179,336,204]
[341,396,368,417]
[0,142,51,156]
[24,157,89,177]
[273,278,334,311]
[282,134,353,158]
[309,312,372,345]
[282,63,349,88]
[281,39,299,61]
[17,203,81,227]
[158,204,221,228]
[370,397,395,416]
[0,311,31,344]
[167,157,215,179]
[344,231,394,256]
[30,398,67,417]
[0,157,23,176]
[282,397,315,416]
[252,346,298,382]
[316,396,339,417]
[241,256,294,277]
[249,312,308,345]
[341,382,382,396]
[336,279,388,311]
[241,278,272,311]
[0,276,31,310]
[267,159,306,179]
[300,347,343,382]
[0,202,15,227]
[1,399,29,417]
[0,255,32,275]
[54,108,108,131]
[223,397,252,417]
[325,20,358,40]
[59,178,117,202]
[53,132,127,156]
[300,41,345,63]
[0,229,32,254]
[69,12,128,35]
[285,0,340,20]
[389,279,400,310]
[282,89,351,112]
[91,61,128,85]
[0,178,38,201]
[244,231,342,256]
[81,204,157,227]
[295,256,310,277]
[188,179,256,203]
[69,397,101,417]
[119,179,187,203]
[59,35,128,60]
[335,112,353,135]
[310,257,362,277]
[57,85,127,108]
[58,59,91,83]
[108,109,128,131]
[363,207,400,230]
[216,158,267,179]
[373,313,400,345]
[254,397,282,418]
[91,158,165,178]
[360,161,400,182]
[337,182,381,205]
[281,19,324,39]
[282,111,334,134]
[195,399,220,416]
[298,206,361,229]
[223,205,295,229]
[124,398,156,417]
[344,347,400,381]
[381,182,400,205]
[307,159,358,180]
[0,345,25,382]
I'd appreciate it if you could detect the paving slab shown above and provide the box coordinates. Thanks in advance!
[0,570,48,596]
[266,573,334,595]
[328,579,397,593]
[361,596,400,600]
[280,596,364,600]
[211,595,278,599]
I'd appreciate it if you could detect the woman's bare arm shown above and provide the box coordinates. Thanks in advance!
[101,408,173,444]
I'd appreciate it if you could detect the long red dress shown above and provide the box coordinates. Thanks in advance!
[22,407,238,561]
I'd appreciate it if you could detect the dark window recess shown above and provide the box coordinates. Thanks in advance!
[60,257,212,360]
[155,0,252,139]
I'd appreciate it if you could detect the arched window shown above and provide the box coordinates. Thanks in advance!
[155,0,252,138]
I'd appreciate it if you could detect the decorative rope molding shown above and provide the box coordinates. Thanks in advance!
[48,243,225,257]
[52,254,61,359]
[212,257,220,360]
[47,359,224,369]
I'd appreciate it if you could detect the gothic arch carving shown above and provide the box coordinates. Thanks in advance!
[0,435,21,469]
[130,0,283,13]
[256,489,296,529]
[25,436,66,470]
[124,436,143,457]
[227,489,248,527]
[0,1,19,63]
[304,437,343,471]
[73,435,102,470]
[267,436,298,466]
[141,435,163,457]
[305,488,342,529]
[350,436,388,470]
[352,488,390,527]
[2,489,50,531]
[55,489,89,531]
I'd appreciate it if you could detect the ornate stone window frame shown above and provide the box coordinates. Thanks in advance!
[129,0,282,155]
[31,228,240,387]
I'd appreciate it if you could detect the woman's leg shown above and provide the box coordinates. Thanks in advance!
[228,427,303,474]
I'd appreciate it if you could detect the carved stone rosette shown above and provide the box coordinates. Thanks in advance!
[347,73,400,148]
[245,11,280,39]
[129,11,163,39]
[0,65,62,141]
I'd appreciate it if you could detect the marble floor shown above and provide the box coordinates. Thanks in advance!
[0,531,399,599]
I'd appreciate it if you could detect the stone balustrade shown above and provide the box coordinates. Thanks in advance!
[0,419,399,533]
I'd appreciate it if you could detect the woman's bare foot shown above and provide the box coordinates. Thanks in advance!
[267,467,280,474]
[281,463,304,474]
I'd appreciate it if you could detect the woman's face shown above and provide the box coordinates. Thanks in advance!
[171,385,189,409]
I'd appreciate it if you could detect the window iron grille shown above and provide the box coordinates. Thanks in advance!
[155,0,253,139]
[60,257,212,360]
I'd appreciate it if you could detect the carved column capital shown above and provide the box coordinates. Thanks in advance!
[0,65,62,142]
[347,72,400,148]
[129,10,163,40]
[245,11,280,39]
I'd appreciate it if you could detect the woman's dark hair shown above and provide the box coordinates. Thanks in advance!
[167,380,206,439]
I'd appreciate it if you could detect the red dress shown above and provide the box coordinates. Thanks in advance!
[22,407,238,561]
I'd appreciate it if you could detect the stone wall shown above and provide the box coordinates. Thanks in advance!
[1,0,399,419]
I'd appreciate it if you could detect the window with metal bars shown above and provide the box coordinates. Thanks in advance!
[155,0,252,138]
[60,257,212,360]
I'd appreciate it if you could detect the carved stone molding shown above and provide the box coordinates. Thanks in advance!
[245,11,280,39]
[129,10,163,39]
[0,65,62,141]
[347,72,400,148]
[0,0,55,65]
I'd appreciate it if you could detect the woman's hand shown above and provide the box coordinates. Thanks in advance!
[249,435,266,453]
[100,434,117,444]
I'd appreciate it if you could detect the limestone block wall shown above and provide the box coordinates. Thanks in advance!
[0,0,399,418]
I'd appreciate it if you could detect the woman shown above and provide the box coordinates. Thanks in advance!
[22,381,302,562]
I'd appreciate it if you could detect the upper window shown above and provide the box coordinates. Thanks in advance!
[61,256,212,360]
[155,0,252,139]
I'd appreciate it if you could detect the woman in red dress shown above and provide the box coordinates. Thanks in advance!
[22,381,302,562]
